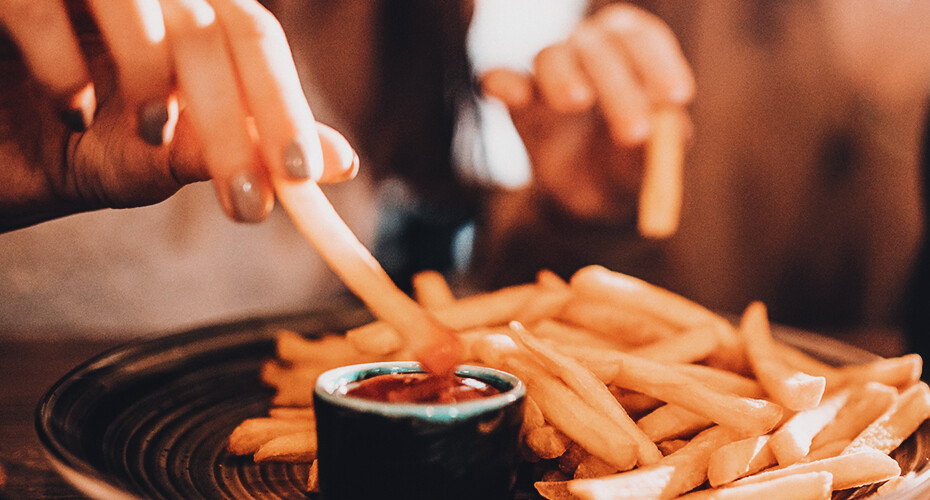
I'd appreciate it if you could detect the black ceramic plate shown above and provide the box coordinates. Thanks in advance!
[37,308,930,499]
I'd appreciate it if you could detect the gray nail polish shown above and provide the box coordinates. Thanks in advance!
[284,140,311,179]
[138,101,170,146]
[229,173,266,223]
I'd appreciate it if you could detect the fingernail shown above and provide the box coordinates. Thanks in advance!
[229,173,266,223]
[284,140,312,179]
[137,101,170,146]
[61,83,96,132]
[341,151,360,181]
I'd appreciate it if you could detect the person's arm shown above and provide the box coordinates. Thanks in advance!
[0,0,356,233]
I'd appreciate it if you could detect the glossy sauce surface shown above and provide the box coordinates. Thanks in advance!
[344,372,501,403]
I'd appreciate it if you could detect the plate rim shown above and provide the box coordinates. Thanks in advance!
[33,309,927,500]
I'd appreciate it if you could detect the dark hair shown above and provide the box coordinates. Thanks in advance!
[363,0,480,213]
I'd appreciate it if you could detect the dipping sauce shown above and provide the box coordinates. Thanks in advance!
[344,372,501,403]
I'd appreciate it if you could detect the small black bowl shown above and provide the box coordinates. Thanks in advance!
[313,362,526,500]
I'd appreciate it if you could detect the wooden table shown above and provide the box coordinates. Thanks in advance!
[0,338,123,499]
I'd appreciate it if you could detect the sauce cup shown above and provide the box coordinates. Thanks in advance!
[313,361,526,500]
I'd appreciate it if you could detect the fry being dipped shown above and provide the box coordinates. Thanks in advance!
[273,177,463,374]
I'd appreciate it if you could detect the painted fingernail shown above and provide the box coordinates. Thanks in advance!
[138,100,170,146]
[229,173,266,223]
[284,140,312,179]
[60,83,96,132]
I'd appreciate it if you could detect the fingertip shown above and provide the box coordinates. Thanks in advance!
[317,123,359,184]
[481,69,533,110]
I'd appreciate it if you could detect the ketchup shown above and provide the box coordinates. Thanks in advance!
[344,372,501,403]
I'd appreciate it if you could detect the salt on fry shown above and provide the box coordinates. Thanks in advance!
[809,382,897,451]
[638,106,686,239]
[411,269,456,309]
[706,435,775,487]
[739,302,825,411]
[274,179,463,374]
[514,324,664,465]
[843,381,930,455]
[566,426,739,500]
[677,471,832,500]
[254,431,317,463]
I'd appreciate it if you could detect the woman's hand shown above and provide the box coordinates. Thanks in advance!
[480,3,693,223]
[0,0,357,232]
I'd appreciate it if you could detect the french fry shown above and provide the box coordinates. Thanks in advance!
[566,426,739,500]
[569,265,722,330]
[656,439,688,456]
[559,297,677,346]
[677,471,832,500]
[345,283,540,355]
[843,381,930,455]
[513,287,574,325]
[537,269,570,289]
[739,302,825,411]
[575,455,619,480]
[731,449,900,491]
[809,382,897,451]
[606,349,783,437]
[274,179,463,374]
[837,353,923,390]
[627,323,720,365]
[768,388,853,466]
[227,417,314,456]
[505,356,639,472]
[706,435,775,487]
[275,330,364,365]
[411,269,456,309]
[307,459,320,493]
[253,430,317,463]
[773,342,844,388]
[638,107,686,239]
[532,319,631,353]
[535,480,579,500]
[515,324,664,465]
[267,407,315,421]
[799,439,849,463]
[527,425,574,460]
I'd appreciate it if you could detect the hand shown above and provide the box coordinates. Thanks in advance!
[480,3,693,222]
[0,0,357,232]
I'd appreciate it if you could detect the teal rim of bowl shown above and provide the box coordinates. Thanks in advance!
[314,362,525,422]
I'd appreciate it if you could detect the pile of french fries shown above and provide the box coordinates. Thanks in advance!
[228,265,930,499]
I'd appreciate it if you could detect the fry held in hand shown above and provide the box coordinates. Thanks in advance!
[274,178,463,374]
[638,107,686,239]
